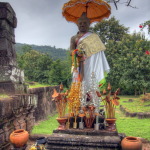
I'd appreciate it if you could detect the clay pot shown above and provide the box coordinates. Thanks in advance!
[10,129,29,148]
[121,136,142,150]
[56,118,67,130]
[105,118,116,131]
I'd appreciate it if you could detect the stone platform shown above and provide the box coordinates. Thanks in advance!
[45,129,122,150]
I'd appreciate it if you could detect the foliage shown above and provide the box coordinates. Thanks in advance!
[15,43,68,60]
[91,17,150,95]
[48,59,72,87]
[17,45,72,87]
[107,33,150,95]
[17,49,53,83]
[90,16,129,44]
[140,20,150,35]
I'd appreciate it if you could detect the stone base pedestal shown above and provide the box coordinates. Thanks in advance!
[45,129,122,150]
[0,65,25,94]
[0,81,26,94]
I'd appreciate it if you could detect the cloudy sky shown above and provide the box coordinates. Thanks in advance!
[1,0,150,49]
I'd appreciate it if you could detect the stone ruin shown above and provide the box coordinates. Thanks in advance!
[0,2,25,94]
[0,3,57,149]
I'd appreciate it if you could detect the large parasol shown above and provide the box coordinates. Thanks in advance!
[62,0,111,24]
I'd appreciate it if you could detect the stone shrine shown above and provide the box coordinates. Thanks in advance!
[0,2,25,94]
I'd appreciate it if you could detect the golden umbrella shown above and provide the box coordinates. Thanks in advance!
[62,0,111,24]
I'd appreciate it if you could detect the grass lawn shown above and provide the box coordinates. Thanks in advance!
[116,96,150,140]
[31,95,150,141]
[32,114,59,135]
[116,109,150,140]
[119,95,150,113]
[0,94,9,98]
[28,82,52,88]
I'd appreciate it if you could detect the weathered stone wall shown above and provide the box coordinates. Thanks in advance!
[0,94,37,149]
[0,86,57,149]
[28,86,58,121]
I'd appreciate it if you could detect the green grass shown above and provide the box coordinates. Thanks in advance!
[116,108,150,140]
[31,95,150,141]
[0,94,9,98]
[119,96,150,112]
[28,82,54,88]
[32,114,59,134]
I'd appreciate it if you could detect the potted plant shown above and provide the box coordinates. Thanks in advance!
[99,83,120,131]
[52,84,68,130]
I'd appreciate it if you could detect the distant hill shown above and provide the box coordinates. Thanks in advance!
[15,43,68,60]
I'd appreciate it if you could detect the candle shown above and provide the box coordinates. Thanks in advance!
[96,115,99,124]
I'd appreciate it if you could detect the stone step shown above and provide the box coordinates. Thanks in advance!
[53,129,118,136]
[45,131,121,150]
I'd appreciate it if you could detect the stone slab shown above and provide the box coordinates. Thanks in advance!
[53,129,118,136]
[46,132,121,150]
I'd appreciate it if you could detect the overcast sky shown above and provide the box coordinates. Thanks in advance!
[1,0,150,49]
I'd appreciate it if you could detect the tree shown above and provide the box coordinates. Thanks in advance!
[106,0,136,10]
[48,60,63,85]
[21,45,32,54]
[140,20,150,35]
[90,16,129,44]
[17,50,53,83]
[107,33,150,95]
[91,17,150,95]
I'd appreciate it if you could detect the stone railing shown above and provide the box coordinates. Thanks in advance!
[28,86,58,121]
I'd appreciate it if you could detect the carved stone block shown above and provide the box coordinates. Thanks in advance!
[0,20,15,36]
[0,30,15,43]
[0,2,17,28]
[0,66,24,83]
[0,38,16,63]
[0,2,15,15]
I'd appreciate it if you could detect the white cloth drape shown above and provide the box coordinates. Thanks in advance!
[72,32,110,85]
[83,51,110,87]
